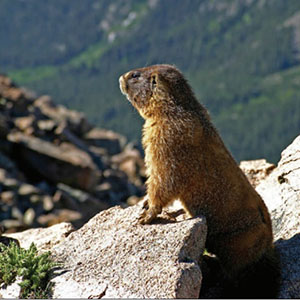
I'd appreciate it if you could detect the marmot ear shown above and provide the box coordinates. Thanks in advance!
[150,73,158,90]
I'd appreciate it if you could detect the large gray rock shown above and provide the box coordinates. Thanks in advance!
[255,135,300,298]
[256,135,300,240]
[84,128,127,155]
[1,204,207,299]
[8,132,101,191]
[51,203,207,298]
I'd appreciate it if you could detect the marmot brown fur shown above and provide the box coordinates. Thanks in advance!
[119,64,280,298]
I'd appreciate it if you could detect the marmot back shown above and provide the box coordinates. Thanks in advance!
[119,64,280,298]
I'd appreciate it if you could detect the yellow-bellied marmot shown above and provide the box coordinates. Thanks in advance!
[119,64,280,298]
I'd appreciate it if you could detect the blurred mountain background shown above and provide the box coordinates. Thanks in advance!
[1,0,300,163]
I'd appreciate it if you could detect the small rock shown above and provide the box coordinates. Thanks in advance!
[127,195,141,206]
[14,115,34,131]
[0,219,23,232]
[95,181,112,192]
[42,195,54,211]
[0,74,13,86]
[23,208,35,226]
[37,209,82,227]
[34,95,91,136]
[240,159,276,187]
[33,95,53,108]
[3,177,19,190]
[18,183,40,196]
[29,194,41,204]
[1,191,15,204]
[11,206,23,221]
[84,128,127,155]
[0,168,6,181]
[37,119,56,131]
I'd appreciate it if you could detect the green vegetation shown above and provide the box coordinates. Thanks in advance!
[0,242,56,298]
[69,41,110,69]
[1,0,300,163]
[8,66,58,85]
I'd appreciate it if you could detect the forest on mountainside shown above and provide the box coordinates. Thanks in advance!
[1,0,300,163]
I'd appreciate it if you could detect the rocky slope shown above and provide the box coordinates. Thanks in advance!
[0,75,299,298]
[1,133,300,298]
[0,74,146,232]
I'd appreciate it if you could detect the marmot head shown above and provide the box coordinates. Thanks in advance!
[119,64,195,119]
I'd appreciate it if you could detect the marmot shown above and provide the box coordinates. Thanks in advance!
[119,64,280,298]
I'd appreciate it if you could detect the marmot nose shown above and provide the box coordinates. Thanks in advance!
[119,75,128,95]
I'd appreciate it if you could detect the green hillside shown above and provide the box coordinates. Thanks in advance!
[1,0,300,163]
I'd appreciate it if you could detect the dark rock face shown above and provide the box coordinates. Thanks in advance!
[0,75,146,232]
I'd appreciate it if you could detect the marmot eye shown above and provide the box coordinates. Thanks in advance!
[151,75,157,88]
[131,71,141,79]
